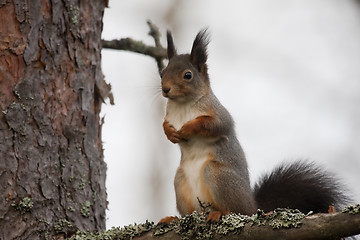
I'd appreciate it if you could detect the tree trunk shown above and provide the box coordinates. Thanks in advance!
[0,0,110,239]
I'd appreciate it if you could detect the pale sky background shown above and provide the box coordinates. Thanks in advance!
[101,0,360,229]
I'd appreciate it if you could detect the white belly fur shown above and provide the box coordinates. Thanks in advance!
[180,139,213,208]
[166,101,214,208]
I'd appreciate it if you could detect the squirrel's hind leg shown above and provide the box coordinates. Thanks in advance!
[202,160,257,216]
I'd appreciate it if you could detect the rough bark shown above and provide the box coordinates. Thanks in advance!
[0,0,110,239]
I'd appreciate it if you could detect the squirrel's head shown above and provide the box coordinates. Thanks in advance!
[161,29,210,103]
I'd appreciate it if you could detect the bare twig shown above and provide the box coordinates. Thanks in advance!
[147,20,162,49]
[101,38,166,59]
[146,20,166,73]
[101,21,167,75]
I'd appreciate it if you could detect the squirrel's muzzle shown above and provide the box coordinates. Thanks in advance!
[162,87,170,97]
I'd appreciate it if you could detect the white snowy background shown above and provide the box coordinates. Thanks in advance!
[101,0,360,228]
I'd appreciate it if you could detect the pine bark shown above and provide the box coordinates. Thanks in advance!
[0,0,109,239]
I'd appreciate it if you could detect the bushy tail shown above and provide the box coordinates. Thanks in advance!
[253,160,349,213]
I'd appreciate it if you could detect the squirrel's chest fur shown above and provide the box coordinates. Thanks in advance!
[166,101,216,213]
[165,101,203,131]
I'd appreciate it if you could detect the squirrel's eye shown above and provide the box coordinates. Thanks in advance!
[184,71,192,80]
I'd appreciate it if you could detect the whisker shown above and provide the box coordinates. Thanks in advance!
[137,80,165,109]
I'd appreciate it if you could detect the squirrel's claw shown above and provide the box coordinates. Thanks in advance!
[158,216,179,225]
[163,120,187,143]
[206,210,230,223]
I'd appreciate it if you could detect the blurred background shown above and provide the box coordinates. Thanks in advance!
[101,0,360,228]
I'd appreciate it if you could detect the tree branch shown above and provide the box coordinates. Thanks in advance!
[101,21,167,75]
[136,209,360,240]
[146,20,166,73]
[69,205,360,240]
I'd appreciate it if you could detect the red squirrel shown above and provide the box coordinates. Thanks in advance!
[160,29,347,222]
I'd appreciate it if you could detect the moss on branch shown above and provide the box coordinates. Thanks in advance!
[68,204,360,240]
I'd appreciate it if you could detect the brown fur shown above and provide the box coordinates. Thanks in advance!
[159,29,347,225]
[161,29,257,221]
[163,113,220,143]
[163,120,185,143]
[179,113,218,139]
[174,167,196,214]
[158,216,178,225]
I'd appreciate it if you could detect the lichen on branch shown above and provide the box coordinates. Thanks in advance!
[68,205,360,240]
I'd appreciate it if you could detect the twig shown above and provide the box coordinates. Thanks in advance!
[147,20,162,49]
[101,21,167,75]
[146,20,166,73]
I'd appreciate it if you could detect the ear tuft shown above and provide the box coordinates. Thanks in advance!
[167,30,177,60]
[190,29,210,71]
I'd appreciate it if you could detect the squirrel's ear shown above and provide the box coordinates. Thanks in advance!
[167,30,177,60]
[190,29,210,71]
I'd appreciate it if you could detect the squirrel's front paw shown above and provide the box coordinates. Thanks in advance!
[167,130,185,143]
[163,121,186,143]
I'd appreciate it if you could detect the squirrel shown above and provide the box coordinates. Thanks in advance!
[160,29,348,222]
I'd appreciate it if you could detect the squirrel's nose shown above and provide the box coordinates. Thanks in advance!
[162,87,170,95]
